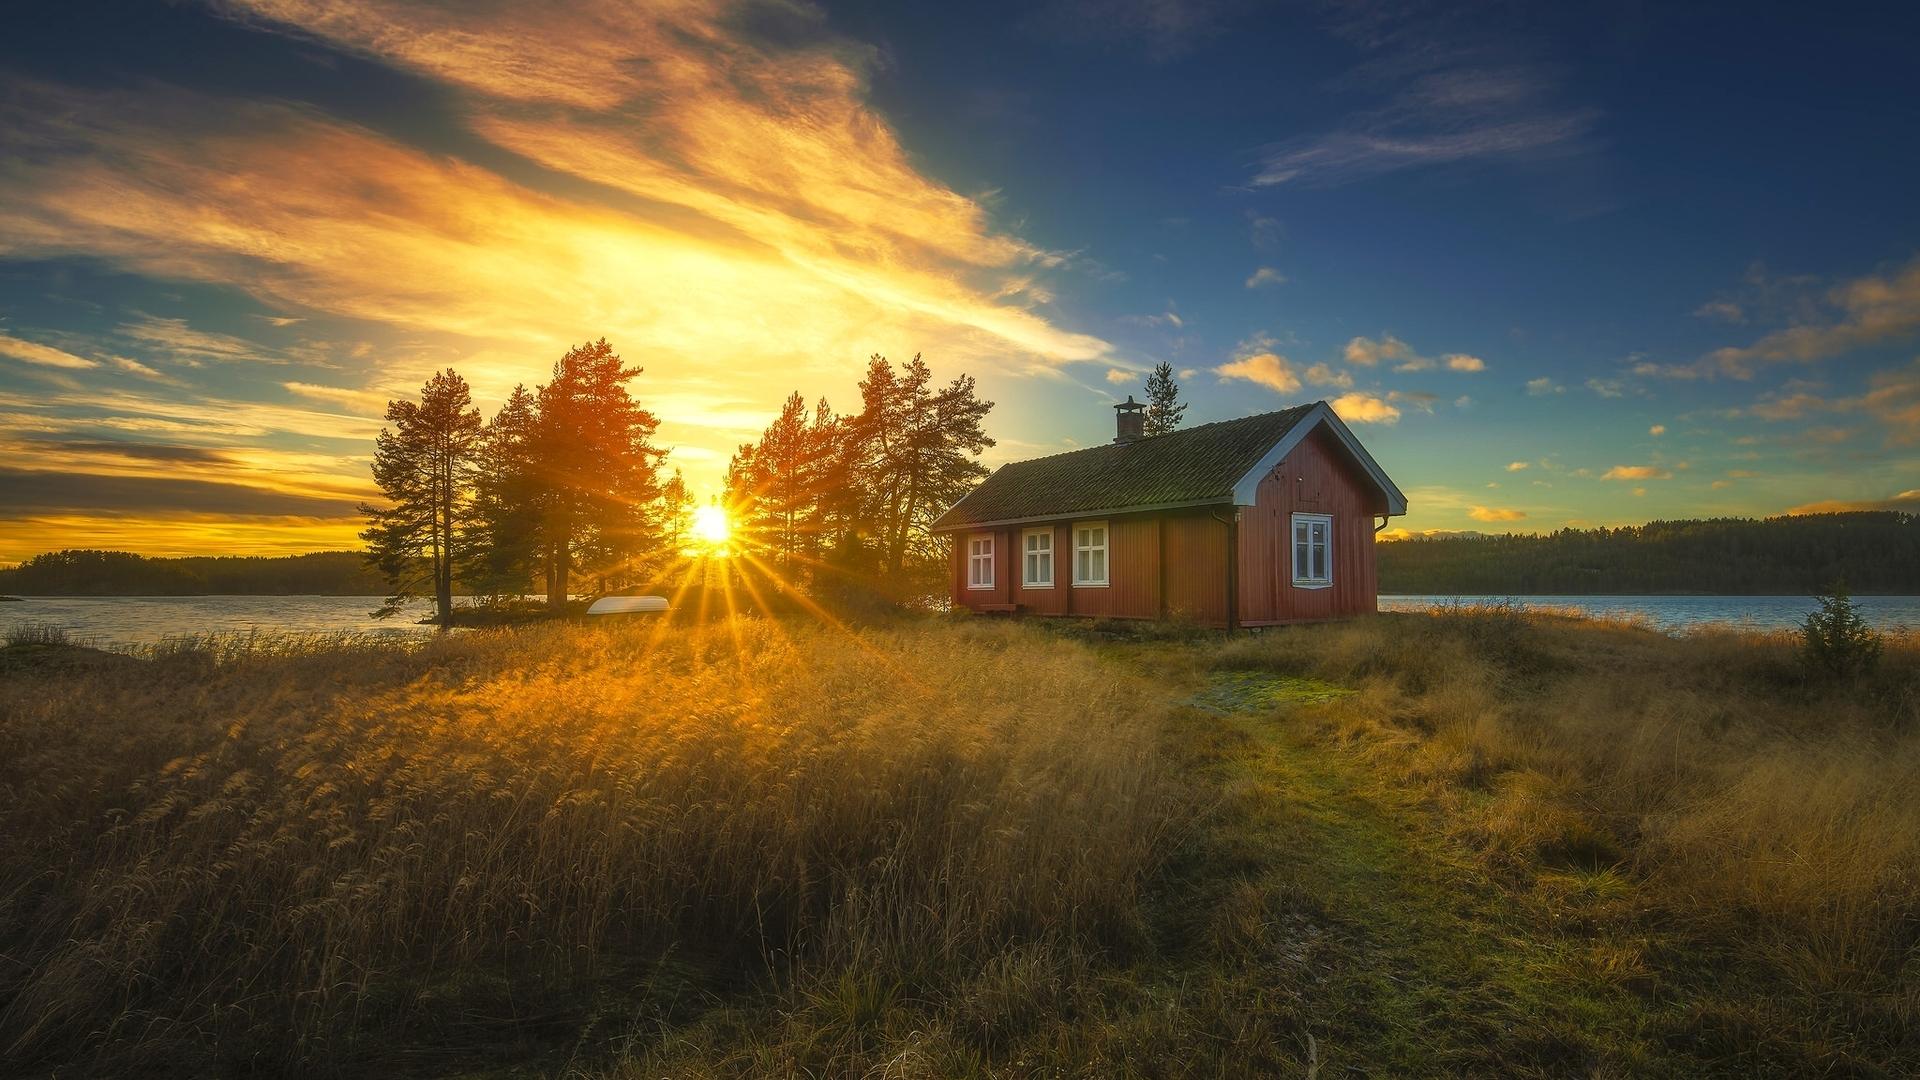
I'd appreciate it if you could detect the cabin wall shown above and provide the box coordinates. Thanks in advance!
[949,510,1234,626]
[1162,510,1231,626]
[1236,426,1382,623]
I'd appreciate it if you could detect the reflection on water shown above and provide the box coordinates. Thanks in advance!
[1380,594,1920,634]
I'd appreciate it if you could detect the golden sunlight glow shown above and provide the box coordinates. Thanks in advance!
[691,504,731,548]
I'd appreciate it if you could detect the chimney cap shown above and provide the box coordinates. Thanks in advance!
[1114,394,1145,412]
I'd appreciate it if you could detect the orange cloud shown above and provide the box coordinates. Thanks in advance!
[1330,392,1401,424]
[1784,489,1920,515]
[1468,505,1526,522]
[1303,362,1353,389]
[1445,353,1486,372]
[1215,352,1301,393]
[1343,334,1412,367]
[1601,465,1672,480]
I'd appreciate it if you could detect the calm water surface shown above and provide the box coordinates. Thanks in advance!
[6,594,1919,647]
[1,595,436,647]
[1381,594,1920,633]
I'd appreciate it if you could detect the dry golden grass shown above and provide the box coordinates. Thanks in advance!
[0,618,1177,1075]
[1212,605,1920,1065]
[7,607,1917,1075]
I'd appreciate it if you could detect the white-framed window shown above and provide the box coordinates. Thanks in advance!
[967,534,995,589]
[1072,521,1108,586]
[1291,513,1333,589]
[1022,527,1054,587]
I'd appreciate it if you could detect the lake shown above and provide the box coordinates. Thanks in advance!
[1,595,437,648]
[5,593,1918,647]
[1380,594,1920,634]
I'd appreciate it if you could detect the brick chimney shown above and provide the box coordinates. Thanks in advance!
[1114,394,1146,443]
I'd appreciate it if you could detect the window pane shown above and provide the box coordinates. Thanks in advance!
[1092,549,1106,582]
[1312,543,1326,581]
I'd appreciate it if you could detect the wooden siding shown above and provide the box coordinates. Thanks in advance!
[1162,510,1231,626]
[1236,426,1382,623]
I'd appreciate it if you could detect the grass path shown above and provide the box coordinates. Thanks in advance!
[1166,669,1676,1078]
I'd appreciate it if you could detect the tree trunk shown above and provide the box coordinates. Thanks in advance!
[548,542,569,612]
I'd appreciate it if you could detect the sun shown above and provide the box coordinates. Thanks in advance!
[691,504,731,548]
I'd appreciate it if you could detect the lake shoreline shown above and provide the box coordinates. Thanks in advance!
[7,592,1920,647]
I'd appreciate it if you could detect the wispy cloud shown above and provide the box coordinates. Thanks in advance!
[1784,489,1920,515]
[1303,362,1353,389]
[1601,464,1672,481]
[1251,11,1596,191]
[1244,266,1286,289]
[0,332,97,369]
[283,381,395,416]
[1343,334,1482,373]
[1700,258,1920,377]
[1740,360,1920,444]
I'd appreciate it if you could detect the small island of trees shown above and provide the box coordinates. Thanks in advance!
[360,339,1005,627]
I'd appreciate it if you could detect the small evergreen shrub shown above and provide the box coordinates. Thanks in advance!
[1802,581,1883,679]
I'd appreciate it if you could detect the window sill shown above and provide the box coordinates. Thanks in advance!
[1291,580,1333,590]
[967,585,996,591]
[1023,582,1055,590]
[1072,582,1110,589]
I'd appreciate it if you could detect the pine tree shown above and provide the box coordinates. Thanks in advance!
[805,397,856,565]
[359,369,481,628]
[463,384,542,603]
[531,339,665,608]
[659,469,695,552]
[850,354,993,574]
[1803,580,1883,678]
[1142,361,1186,437]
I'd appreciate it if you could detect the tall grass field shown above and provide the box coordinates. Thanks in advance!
[1,608,1916,1076]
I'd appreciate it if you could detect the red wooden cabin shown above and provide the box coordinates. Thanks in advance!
[933,399,1406,628]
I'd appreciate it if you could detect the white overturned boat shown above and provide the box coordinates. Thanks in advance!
[586,595,670,616]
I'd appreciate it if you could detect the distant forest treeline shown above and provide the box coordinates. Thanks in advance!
[15,511,1917,598]
[0,550,391,596]
[1379,512,1920,595]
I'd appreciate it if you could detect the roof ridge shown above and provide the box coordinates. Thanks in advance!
[989,402,1317,471]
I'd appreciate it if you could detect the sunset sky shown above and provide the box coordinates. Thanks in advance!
[3,1,1918,560]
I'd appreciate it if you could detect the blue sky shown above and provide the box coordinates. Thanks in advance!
[1,0,1917,557]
